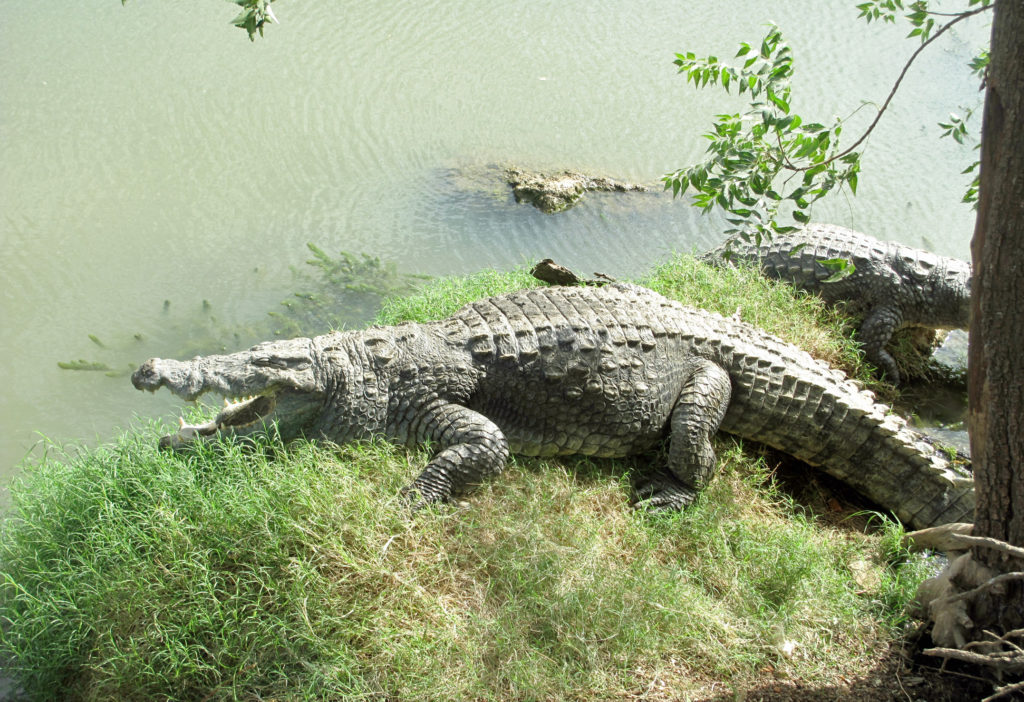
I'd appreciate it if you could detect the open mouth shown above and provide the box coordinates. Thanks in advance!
[159,394,277,450]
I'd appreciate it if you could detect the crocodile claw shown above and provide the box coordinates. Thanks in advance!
[399,484,448,512]
[632,472,697,512]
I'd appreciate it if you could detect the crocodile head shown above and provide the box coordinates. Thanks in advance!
[132,337,325,449]
[941,260,973,329]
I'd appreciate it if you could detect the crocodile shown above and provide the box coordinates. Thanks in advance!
[506,168,649,213]
[131,282,973,529]
[701,223,972,384]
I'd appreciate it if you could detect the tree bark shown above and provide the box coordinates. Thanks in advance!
[968,0,1024,626]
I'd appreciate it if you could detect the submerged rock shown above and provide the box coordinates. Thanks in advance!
[928,329,968,384]
[506,167,648,213]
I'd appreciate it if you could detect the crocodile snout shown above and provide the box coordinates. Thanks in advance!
[132,359,164,392]
[131,358,203,399]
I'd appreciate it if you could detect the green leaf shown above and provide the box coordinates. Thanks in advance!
[767,91,790,114]
[819,258,856,283]
[969,50,990,77]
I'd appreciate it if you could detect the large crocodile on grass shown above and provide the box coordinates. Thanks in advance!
[702,224,972,384]
[132,283,973,529]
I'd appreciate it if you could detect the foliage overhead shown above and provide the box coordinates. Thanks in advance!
[230,0,278,41]
[120,0,278,41]
[663,1,993,243]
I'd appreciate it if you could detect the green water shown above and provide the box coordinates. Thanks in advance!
[0,1,988,490]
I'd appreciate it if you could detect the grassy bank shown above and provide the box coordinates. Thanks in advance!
[1,255,929,700]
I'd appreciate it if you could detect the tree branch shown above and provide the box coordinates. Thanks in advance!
[815,4,992,169]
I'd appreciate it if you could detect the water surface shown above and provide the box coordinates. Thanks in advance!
[0,1,989,490]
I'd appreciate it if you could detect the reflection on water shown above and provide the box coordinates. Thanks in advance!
[0,1,989,485]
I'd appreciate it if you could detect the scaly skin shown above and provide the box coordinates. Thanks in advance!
[702,223,972,384]
[132,283,973,529]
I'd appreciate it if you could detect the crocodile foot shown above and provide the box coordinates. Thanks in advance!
[157,395,278,451]
[632,471,697,512]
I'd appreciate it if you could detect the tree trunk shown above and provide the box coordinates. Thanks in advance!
[968,0,1024,627]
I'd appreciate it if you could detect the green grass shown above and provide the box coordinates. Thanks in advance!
[0,256,926,700]
[641,254,875,381]
[1,435,924,700]
[375,267,541,325]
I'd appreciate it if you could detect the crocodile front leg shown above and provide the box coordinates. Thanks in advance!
[859,305,904,384]
[400,402,511,506]
[635,358,732,511]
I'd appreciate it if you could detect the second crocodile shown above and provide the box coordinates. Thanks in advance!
[702,224,972,384]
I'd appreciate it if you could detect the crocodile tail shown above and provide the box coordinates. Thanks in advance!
[709,323,974,530]
[827,398,974,529]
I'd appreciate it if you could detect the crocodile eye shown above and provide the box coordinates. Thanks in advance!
[253,356,311,370]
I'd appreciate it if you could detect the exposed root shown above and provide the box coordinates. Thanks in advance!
[902,522,974,552]
[940,533,1024,561]
[982,677,1024,701]
[904,523,1024,695]
[924,633,1024,701]
[937,570,1024,608]
[923,639,1024,674]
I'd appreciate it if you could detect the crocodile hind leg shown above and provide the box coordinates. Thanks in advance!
[634,358,732,511]
[400,402,511,507]
[859,305,904,384]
